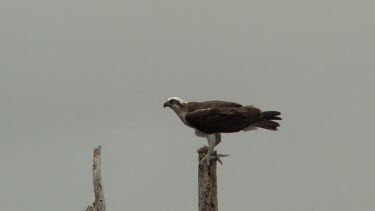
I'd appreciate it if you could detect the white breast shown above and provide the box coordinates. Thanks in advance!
[173,110,190,126]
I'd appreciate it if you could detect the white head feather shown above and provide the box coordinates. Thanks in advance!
[165,97,189,126]
[167,97,187,104]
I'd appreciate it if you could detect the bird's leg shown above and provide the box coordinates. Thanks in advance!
[199,133,230,165]
[212,133,228,165]
[200,134,216,165]
[214,133,221,146]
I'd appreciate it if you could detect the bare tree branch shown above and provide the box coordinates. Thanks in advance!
[86,146,105,211]
[198,147,218,211]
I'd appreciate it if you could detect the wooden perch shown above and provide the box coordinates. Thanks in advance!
[86,146,105,211]
[198,147,218,211]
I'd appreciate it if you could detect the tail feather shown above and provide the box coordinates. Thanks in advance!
[255,111,282,130]
[254,120,280,130]
[262,111,281,120]
[269,116,282,120]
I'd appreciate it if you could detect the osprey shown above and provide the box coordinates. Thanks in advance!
[163,97,282,165]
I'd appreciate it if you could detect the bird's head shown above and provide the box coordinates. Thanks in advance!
[163,97,187,111]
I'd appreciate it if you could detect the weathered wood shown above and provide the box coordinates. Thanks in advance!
[86,146,106,211]
[85,206,95,211]
[198,147,218,211]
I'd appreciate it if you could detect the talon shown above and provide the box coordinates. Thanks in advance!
[217,157,223,165]
[214,154,230,165]
[199,153,212,165]
[199,153,230,165]
[216,154,230,158]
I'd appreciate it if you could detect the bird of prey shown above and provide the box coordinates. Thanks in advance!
[163,97,282,165]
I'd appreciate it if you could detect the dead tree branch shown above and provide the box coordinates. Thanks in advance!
[198,147,218,211]
[86,146,105,211]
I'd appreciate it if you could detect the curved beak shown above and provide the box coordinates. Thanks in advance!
[163,101,170,108]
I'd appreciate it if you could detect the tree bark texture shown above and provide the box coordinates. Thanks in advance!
[198,147,218,211]
[86,146,105,211]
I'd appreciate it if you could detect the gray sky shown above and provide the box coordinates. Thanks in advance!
[1,1,375,211]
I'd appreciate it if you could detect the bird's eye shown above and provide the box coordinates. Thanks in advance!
[169,99,176,104]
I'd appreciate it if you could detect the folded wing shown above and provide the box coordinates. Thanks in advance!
[185,106,262,134]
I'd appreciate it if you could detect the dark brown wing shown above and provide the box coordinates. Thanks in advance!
[185,106,262,134]
[187,101,242,112]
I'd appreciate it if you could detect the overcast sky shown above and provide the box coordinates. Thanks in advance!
[1,1,375,211]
